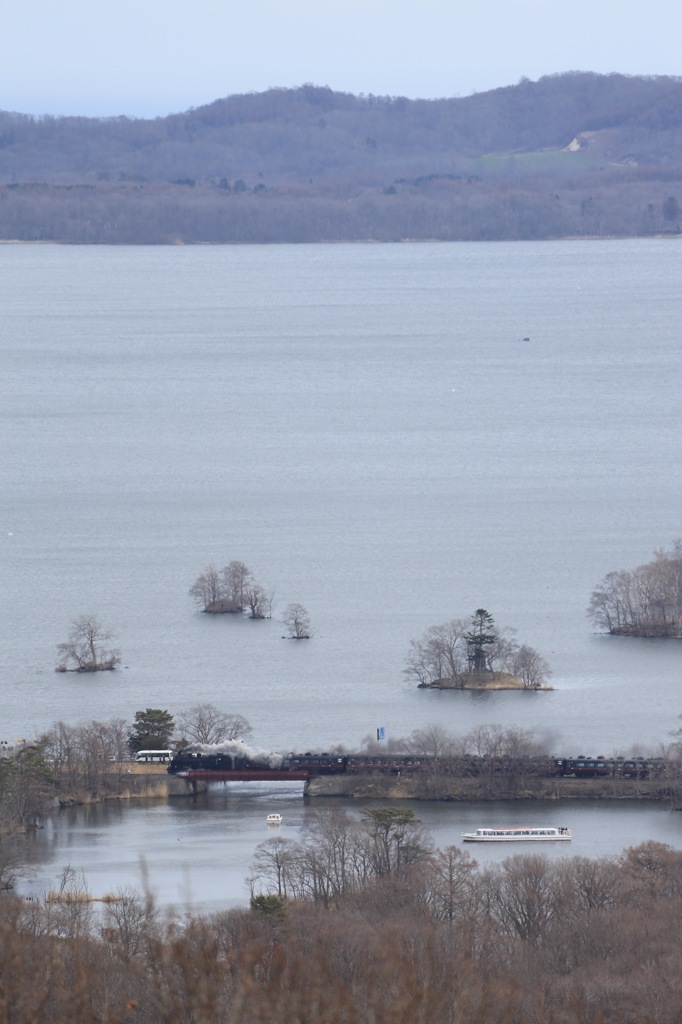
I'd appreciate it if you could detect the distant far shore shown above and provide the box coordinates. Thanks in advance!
[1,236,679,248]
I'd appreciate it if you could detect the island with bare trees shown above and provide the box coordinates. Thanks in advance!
[588,541,682,637]
[189,559,274,617]
[405,609,552,691]
[55,615,120,673]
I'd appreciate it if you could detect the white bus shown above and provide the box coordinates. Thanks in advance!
[134,749,173,763]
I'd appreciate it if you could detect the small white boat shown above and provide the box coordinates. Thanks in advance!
[266,813,283,825]
[461,826,571,843]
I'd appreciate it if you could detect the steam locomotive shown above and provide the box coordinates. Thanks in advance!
[167,749,349,776]
[167,748,669,780]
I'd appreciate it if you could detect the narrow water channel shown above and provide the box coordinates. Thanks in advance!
[15,784,682,916]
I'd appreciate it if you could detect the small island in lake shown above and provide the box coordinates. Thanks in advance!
[406,609,552,691]
[417,671,552,691]
[55,615,121,673]
[588,541,682,638]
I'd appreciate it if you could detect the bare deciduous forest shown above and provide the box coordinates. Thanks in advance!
[3,834,682,1023]
[1,73,682,242]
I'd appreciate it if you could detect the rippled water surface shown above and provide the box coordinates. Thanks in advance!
[2,239,682,756]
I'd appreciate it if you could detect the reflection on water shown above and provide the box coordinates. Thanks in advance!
[16,784,682,914]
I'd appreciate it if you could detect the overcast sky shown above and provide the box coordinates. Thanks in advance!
[4,0,681,118]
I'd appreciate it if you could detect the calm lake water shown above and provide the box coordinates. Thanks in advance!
[2,239,681,754]
[17,787,682,913]
[2,239,682,906]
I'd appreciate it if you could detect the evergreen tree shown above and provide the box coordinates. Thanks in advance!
[464,609,498,674]
[127,709,175,753]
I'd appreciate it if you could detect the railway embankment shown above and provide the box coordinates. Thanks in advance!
[305,774,679,802]
[93,766,679,804]
[110,773,207,799]
[57,767,208,805]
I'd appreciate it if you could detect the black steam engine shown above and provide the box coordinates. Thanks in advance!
[167,749,349,776]
[167,748,669,780]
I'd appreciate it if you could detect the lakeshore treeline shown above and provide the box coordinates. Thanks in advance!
[2,73,682,243]
[2,714,681,901]
[3,830,682,1022]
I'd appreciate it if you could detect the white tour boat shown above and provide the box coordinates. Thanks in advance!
[461,826,571,843]
[266,813,283,825]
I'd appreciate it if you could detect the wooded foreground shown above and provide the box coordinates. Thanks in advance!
[2,835,682,1023]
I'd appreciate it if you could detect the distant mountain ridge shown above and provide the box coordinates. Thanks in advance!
[1,72,681,243]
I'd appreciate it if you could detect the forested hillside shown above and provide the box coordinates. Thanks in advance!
[1,72,682,243]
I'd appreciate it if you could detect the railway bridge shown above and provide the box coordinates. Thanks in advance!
[175,767,311,792]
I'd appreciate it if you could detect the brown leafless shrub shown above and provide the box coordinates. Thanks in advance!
[6,837,682,1023]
